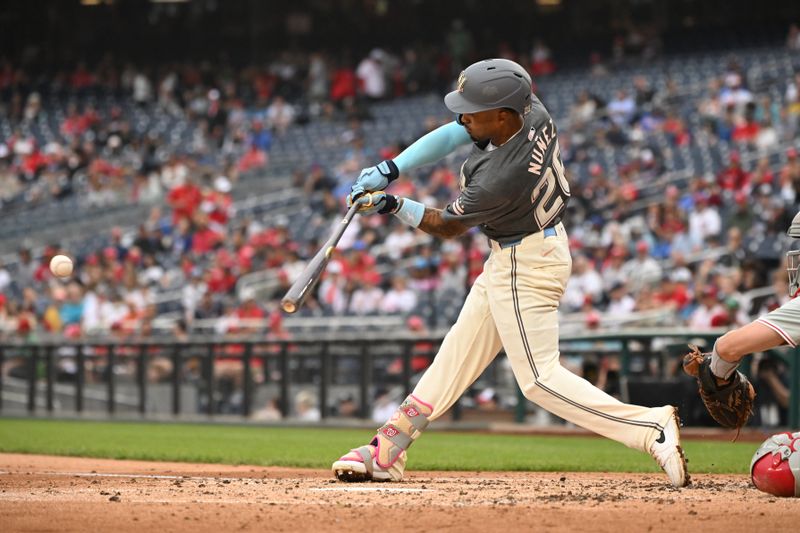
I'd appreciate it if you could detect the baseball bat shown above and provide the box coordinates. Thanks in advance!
[280,200,363,314]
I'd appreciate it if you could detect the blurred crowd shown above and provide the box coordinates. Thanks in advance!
[0,27,798,339]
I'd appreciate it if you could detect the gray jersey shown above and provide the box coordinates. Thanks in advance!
[442,95,570,245]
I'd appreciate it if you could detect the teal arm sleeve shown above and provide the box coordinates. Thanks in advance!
[393,121,471,173]
[393,197,425,228]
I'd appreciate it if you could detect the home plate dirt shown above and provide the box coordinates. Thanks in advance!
[1,454,797,532]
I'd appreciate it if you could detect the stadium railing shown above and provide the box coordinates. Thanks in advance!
[1,329,796,428]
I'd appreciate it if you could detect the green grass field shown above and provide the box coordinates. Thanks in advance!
[0,418,755,474]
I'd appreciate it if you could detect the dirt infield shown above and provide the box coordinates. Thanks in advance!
[0,454,797,532]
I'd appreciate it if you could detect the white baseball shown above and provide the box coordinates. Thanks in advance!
[50,255,74,277]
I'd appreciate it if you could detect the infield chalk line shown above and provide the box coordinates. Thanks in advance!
[0,471,242,482]
[0,471,435,491]
[310,487,434,493]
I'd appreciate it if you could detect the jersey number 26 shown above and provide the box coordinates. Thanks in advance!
[530,141,570,229]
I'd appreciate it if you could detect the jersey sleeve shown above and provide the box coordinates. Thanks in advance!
[441,184,509,227]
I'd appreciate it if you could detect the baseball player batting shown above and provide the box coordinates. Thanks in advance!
[332,58,689,487]
[682,212,800,435]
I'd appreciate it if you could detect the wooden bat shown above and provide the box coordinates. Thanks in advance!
[280,199,366,314]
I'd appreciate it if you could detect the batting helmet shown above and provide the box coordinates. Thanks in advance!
[750,431,800,497]
[786,212,800,296]
[444,59,533,120]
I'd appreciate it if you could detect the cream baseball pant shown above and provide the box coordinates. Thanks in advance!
[412,223,669,452]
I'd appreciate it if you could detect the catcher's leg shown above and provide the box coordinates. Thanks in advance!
[487,228,689,487]
[332,271,503,482]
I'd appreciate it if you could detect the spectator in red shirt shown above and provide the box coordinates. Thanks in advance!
[204,250,236,295]
[330,62,358,103]
[378,141,402,162]
[21,147,47,179]
[345,241,377,280]
[731,117,759,144]
[205,265,236,294]
[716,151,750,191]
[252,70,276,105]
[237,142,268,173]
[70,62,95,90]
[617,168,639,202]
[662,114,690,146]
[33,245,59,283]
[731,101,760,144]
[234,290,265,334]
[237,244,256,274]
[751,156,775,187]
[60,103,91,139]
[101,246,125,283]
[658,186,687,234]
[167,176,202,224]
[653,275,690,311]
[190,213,222,255]
[200,176,233,231]
[16,303,38,339]
[266,310,291,342]
[82,103,100,129]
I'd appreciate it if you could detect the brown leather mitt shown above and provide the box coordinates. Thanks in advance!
[682,345,755,439]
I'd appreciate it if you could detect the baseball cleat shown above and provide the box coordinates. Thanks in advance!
[649,406,690,488]
[332,439,406,482]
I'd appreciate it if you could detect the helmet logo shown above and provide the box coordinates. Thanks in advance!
[457,71,467,92]
[482,86,498,97]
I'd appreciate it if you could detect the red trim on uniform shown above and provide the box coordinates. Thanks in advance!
[409,394,434,412]
[756,318,797,347]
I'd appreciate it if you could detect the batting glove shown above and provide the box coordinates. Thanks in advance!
[349,191,400,215]
[347,160,400,204]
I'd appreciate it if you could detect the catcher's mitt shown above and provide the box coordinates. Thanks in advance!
[683,344,755,439]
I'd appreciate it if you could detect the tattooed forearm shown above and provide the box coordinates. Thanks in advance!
[417,207,469,239]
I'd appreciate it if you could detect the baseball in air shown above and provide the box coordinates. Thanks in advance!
[49,255,74,277]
